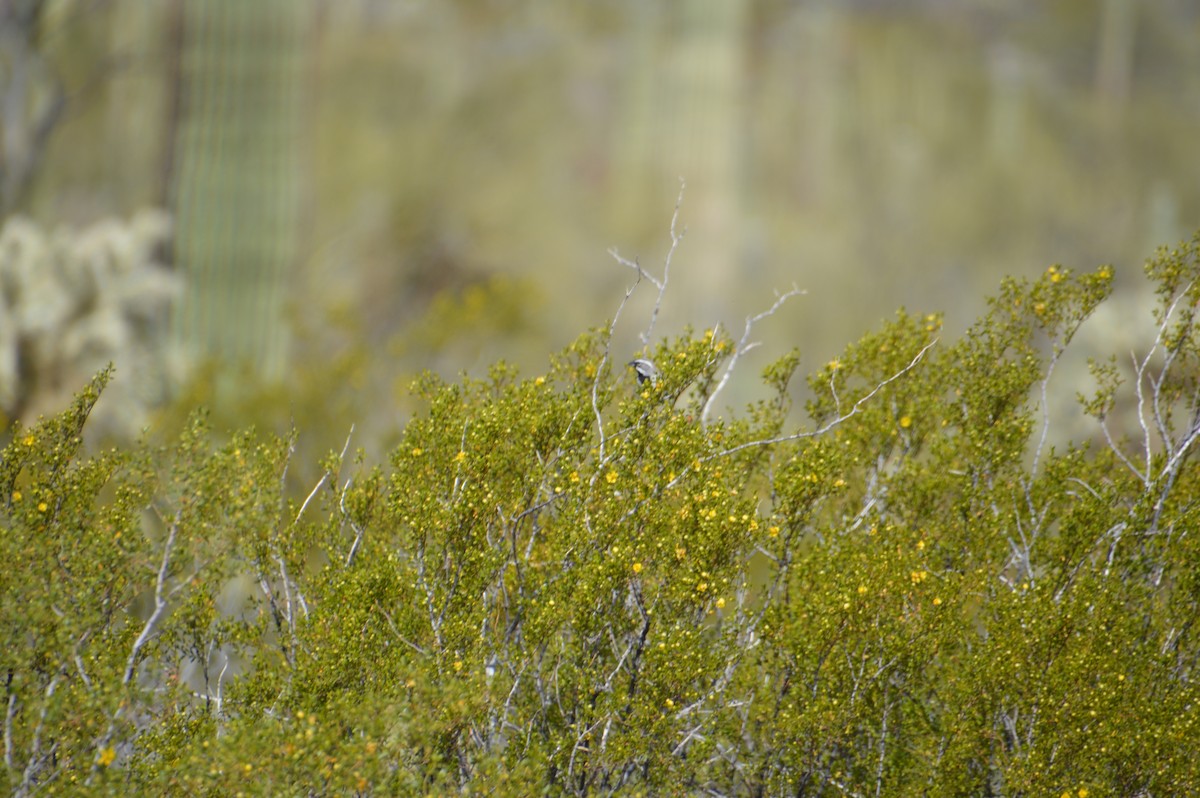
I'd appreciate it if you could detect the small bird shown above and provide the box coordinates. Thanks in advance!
[628,358,659,386]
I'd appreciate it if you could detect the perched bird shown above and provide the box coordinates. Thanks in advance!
[628,358,659,386]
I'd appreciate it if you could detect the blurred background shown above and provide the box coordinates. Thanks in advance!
[2,0,1198,450]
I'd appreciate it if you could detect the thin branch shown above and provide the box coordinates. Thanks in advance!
[1030,338,1068,479]
[1132,348,1153,480]
[702,284,806,428]
[1149,283,1194,450]
[1099,414,1146,484]
[608,179,687,346]
[592,277,639,463]
[18,675,62,794]
[688,338,939,472]
[4,690,15,771]
[376,602,429,655]
[124,512,180,685]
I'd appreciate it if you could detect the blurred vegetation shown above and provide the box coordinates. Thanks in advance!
[0,210,176,438]
[2,0,1197,444]
[4,232,1200,795]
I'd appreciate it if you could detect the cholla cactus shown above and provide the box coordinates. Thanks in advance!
[0,209,179,438]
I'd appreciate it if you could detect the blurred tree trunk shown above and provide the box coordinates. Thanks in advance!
[0,0,64,215]
[105,0,173,213]
[170,0,310,386]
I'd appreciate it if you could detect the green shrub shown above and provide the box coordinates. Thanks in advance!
[4,233,1200,796]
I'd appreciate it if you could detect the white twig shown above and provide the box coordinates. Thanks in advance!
[702,284,805,427]
[608,179,687,346]
[124,514,180,685]
[699,338,939,466]
[593,278,639,462]
[5,691,16,771]
[341,477,365,568]
[294,471,328,528]
[1132,348,1153,481]
[19,676,61,793]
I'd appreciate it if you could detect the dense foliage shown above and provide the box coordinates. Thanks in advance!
[5,234,1200,796]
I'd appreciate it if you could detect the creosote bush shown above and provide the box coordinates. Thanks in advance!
[4,233,1200,797]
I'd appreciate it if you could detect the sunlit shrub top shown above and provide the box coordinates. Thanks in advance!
[4,233,1200,796]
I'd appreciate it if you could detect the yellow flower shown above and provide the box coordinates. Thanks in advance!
[857,585,868,595]
[569,471,580,483]
[454,450,466,463]
[768,526,780,538]
[933,597,942,606]
[696,582,708,593]
[411,447,423,457]
[453,660,463,672]
[97,747,116,767]
[899,416,912,429]
[37,502,48,513]
[910,570,927,584]
[827,359,841,372]
[535,376,546,386]
[22,434,35,447]
[632,562,643,574]
[11,491,20,502]
[715,597,725,609]
[606,470,618,484]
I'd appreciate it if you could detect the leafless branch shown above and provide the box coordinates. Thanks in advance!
[4,689,15,773]
[608,179,687,346]
[674,338,939,486]
[702,284,805,427]
[124,512,180,685]
[592,276,640,463]
[294,445,336,529]
[18,675,61,795]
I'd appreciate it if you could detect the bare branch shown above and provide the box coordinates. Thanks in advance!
[697,337,939,467]
[702,284,806,427]
[293,470,328,529]
[124,512,180,686]
[341,477,366,569]
[608,179,688,347]
[4,690,15,772]
[18,675,62,794]
[1099,414,1146,484]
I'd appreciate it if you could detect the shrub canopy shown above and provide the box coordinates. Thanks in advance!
[4,234,1200,796]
